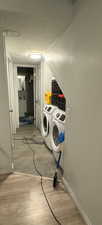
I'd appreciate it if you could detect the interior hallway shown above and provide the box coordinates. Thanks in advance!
[13,125,56,178]
[0,173,86,225]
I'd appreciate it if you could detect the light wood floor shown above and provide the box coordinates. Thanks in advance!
[0,173,86,225]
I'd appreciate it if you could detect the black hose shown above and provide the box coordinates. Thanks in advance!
[24,136,62,225]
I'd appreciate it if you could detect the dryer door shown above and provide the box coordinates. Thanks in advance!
[42,112,49,137]
[51,121,61,152]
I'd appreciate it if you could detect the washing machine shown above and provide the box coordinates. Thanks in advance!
[41,104,57,150]
[50,109,66,168]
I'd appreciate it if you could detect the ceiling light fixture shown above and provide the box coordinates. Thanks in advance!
[30,53,41,60]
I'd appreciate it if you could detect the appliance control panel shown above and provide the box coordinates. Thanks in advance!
[47,107,52,112]
[59,114,65,122]
[56,113,60,118]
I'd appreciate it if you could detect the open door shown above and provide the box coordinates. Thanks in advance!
[7,59,16,134]
[6,58,16,169]
[0,33,13,173]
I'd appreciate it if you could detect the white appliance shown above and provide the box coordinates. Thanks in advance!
[41,104,57,150]
[50,109,66,167]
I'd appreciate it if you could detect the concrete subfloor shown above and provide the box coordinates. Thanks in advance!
[13,125,56,178]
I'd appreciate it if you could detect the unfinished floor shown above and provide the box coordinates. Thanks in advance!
[0,173,86,225]
[13,125,56,178]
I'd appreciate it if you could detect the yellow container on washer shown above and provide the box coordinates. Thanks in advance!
[44,92,52,104]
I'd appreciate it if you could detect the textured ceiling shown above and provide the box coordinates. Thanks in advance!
[0,0,72,64]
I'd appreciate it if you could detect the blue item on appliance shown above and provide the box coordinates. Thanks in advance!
[56,132,65,144]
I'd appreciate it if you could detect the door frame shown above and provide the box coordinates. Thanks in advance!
[34,64,42,130]
[15,64,38,127]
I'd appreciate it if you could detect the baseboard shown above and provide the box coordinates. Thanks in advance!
[63,177,93,225]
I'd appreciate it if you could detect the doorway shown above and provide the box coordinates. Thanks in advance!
[17,66,35,126]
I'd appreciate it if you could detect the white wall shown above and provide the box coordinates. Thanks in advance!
[41,58,54,109]
[43,60,53,93]
[45,1,102,224]
[0,32,12,173]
